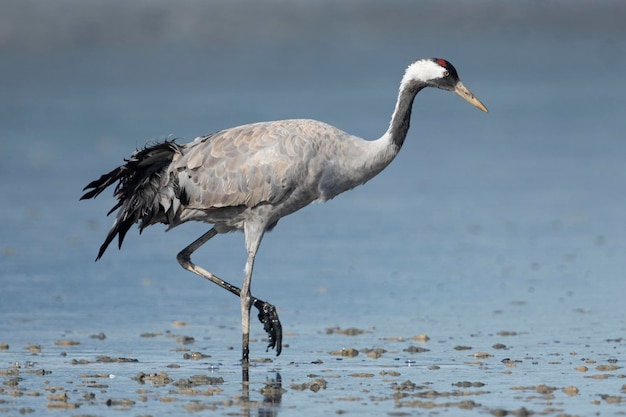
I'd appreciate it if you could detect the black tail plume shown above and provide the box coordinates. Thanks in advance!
[81,140,182,260]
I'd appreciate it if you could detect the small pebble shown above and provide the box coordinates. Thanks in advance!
[497,331,517,336]
[596,364,620,371]
[411,334,430,343]
[403,345,429,353]
[55,340,80,347]
[329,348,358,357]
[27,345,41,354]
[176,336,195,344]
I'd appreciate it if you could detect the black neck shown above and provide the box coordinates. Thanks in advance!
[388,81,425,150]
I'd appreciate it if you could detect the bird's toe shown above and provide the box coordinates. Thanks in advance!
[254,300,283,356]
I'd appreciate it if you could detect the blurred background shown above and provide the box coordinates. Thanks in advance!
[1,0,625,338]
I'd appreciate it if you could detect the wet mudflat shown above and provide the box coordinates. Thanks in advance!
[0,317,625,416]
[1,282,625,417]
[2,2,626,415]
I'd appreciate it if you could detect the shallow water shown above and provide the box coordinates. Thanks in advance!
[2,2,626,415]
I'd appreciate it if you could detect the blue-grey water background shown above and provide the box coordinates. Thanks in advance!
[1,1,625,415]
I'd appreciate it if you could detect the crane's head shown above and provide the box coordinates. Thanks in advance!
[403,58,488,112]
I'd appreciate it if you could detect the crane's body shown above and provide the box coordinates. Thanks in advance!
[157,119,392,233]
[82,58,487,362]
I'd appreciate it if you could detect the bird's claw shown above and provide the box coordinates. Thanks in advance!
[254,299,282,356]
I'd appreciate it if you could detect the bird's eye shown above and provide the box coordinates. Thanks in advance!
[443,70,450,77]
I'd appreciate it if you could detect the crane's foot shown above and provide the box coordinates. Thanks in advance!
[253,299,282,356]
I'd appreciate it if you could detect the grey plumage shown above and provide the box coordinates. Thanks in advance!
[81,58,487,362]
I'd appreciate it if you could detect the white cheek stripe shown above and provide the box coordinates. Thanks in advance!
[400,59,445,90]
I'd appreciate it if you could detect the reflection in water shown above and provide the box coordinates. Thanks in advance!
[259,373,284,417]
[241,365,283,417]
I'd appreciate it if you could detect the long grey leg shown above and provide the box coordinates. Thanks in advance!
[241,221,265,361]
[176,228,282,360]
[176,228,241,297]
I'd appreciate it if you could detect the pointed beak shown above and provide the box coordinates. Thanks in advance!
[453,81,488,112]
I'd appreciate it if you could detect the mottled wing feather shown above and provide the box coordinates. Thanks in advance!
[172,120,320,211]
